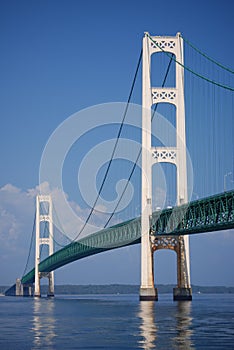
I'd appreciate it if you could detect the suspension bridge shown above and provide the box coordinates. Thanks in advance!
[5,32,234,300]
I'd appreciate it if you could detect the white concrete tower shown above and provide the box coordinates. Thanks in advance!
[140,32,192,301]
[34,195,54,297]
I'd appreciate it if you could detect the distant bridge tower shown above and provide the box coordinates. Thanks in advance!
[34,195,54,297]
[140,32,192,301]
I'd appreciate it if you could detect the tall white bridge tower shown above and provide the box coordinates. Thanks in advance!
[140,32,192,301]
[34,195,54,297]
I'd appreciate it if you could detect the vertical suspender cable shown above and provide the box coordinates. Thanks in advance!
[21,211,36,278]
[104,55,173,228]
[71,49,143,241]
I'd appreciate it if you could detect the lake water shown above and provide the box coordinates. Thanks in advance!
[0,294,234,349]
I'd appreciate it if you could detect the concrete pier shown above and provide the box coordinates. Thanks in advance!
[140,287,158,301]
[173,287,192,301]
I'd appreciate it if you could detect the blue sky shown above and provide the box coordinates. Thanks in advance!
[0,0,234,287]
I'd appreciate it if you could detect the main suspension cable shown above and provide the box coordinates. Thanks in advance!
[147,34,234,91]
[104,55,173,228]
[181,34,234,74]
[51,203,72,247]
[21,210,36,278]
[70,49,143,241]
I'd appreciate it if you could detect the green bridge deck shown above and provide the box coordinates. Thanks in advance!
[21,190,234,285]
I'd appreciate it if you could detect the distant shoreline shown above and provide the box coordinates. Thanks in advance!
[1,284,234,295]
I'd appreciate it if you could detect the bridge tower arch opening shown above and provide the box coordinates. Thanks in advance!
[140,32,192,301]
[153,248,177,286]
[151,51,176,88]
[34,195,54,297]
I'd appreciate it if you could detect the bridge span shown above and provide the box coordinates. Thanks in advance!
[19,190,234,286]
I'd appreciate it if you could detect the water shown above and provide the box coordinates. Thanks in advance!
[0,294,234,349]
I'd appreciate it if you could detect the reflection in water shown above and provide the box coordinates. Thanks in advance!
[32,298,56,349]
[138,300,194,350]
[138,301,157,349]
[173,301,194,350]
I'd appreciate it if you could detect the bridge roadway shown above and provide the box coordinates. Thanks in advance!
[21,190,234,285]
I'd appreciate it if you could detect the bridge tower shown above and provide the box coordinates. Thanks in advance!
[34,195,54,297]
[140,32,192,301]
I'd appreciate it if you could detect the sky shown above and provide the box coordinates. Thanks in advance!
[0,0,234,287]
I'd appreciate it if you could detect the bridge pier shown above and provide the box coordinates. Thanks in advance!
[23,284,33,297]
[173,235,192,301]
[151,235,192,300]
[34,272,54,297]
[15,279,33,297]
[16,278,23,296]
[140,287,158,301]
[140,232,158,301]
[47,272,55,297]
[34,270,41,297]
[173,287,192,301]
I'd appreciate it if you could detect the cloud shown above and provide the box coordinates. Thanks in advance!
[0,182,105,284]
[0,182,108,260]
[0,184,34,251]
[35,182,107,240]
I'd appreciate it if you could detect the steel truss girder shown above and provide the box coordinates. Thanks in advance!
[21,190,234,285]
[151,190,234,236]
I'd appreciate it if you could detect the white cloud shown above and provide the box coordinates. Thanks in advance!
[0,182,108,258]
[0,182,102,283]
[0,184,34,250]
